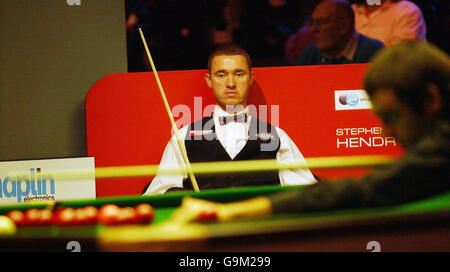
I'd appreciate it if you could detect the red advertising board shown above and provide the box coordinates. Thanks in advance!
[86,64,403,197]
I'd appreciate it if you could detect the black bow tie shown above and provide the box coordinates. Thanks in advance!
[218,113,248,126]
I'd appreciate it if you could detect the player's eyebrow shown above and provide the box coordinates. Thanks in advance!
[214,69,227,75]
[234,69,247,73]
[215,69,247,74]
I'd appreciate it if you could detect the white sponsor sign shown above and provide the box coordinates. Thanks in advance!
[66,0,81,6]
[335,90,373,111]
[0,157,96,205]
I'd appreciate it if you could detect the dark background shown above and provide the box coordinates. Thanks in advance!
[125,0,450,72]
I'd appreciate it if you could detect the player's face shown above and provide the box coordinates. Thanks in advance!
[205,55,254,112]
[372,88,421,147]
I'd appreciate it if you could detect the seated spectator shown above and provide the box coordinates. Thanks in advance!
[352,0,427,46]
[297,0,384,65]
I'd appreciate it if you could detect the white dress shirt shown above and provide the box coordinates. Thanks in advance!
[144,106,317,195]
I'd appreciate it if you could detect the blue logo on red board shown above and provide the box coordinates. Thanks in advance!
[339,94,359,106]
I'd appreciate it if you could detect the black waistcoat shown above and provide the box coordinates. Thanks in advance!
[178,115,281,191]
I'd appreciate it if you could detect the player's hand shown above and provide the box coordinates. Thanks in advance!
[165,197,231,226]
[164,196,272,227]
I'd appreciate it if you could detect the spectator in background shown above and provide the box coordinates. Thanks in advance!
[352,0,427,46]
[296,0,384,65]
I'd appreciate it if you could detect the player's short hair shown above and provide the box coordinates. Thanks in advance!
[207,43,252,72]
[364,40,450,120]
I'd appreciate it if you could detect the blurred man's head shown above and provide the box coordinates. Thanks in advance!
[310,0,355,57]
[364,41,449,147]
[351,0,394,6]
[205,44,254,112]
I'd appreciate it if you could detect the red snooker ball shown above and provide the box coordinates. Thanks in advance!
[82,206,98,225]
[52,208,76,226]
[74,206,98,225]
[117,207,138,224]
[98,204,121,225]
[24,209,42,226]
[135,203,154,224]
[6,210,26,227]
[22,209,53,226]
[39,209,53,226]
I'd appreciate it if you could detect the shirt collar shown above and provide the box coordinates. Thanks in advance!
[322,31,359,62]
[340,31,359,61]
[213,105,250,118]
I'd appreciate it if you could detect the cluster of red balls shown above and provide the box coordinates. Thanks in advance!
[5,203,154,227]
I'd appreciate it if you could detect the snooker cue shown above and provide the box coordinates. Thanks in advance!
[138,28,200,192]
[95,155,394,178]
[23,155,396,181]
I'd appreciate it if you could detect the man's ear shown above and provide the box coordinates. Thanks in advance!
[204,73,212,88]
[249,71,255,85]
[424,83,443,117]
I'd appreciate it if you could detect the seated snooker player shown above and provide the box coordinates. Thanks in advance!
[167,40,450,223]
[143,44,317,195]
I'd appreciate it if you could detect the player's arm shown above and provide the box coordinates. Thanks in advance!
[166,177,376,225]
[143,126,189,195]
[275,128,317,185]
[269,150,450,214]
[390,3,426,45]
[168,132,450,223]
[168,162,398,224]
